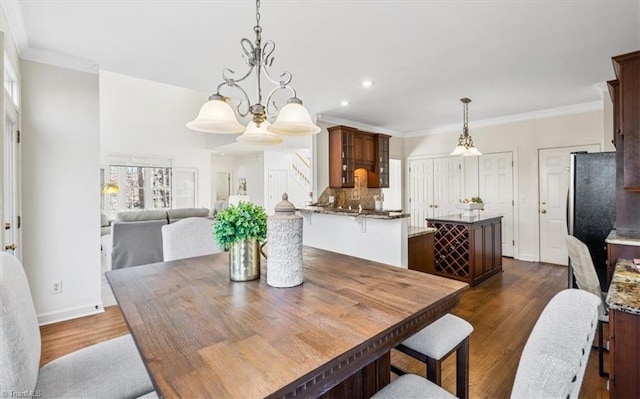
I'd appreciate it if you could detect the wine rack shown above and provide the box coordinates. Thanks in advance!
[427,216,503,287]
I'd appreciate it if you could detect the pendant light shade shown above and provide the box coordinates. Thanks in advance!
[450,145,468,156]
[267,99,321,136]
[463,146,482,156]
[186,95,245,134]
[237,121,283,145]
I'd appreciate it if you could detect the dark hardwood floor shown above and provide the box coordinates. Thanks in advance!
[40,257,609,398]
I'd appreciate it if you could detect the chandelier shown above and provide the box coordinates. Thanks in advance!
[450,98,482,156]
[187,0,320,145]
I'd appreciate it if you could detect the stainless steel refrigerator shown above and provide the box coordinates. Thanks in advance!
[567,152,616,290]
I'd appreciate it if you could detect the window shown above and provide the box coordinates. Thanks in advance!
[4,54,19,108]
[106,166,172,211]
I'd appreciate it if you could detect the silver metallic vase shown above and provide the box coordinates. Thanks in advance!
[229,238,261,281]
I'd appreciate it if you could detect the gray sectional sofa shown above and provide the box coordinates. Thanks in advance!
[100,208,211,270]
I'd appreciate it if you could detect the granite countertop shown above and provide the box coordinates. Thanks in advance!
[606,259,640,315]
[426,213,504,224]
[606,230,640,247]
[408,226,437,238]
[296,207,410,220]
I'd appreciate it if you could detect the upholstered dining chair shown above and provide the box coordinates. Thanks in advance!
[565,235,609,377]
[0,252,155,399]
[373,289,601,399]
[161,217,222,261]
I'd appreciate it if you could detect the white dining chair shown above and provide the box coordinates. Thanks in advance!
[0,252,155,399]
[375,289,600,399]
[161,217,222,261]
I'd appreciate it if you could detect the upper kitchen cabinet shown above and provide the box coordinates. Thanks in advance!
[354,132,375,168]
[612,51,640,192]
[328,126,390,189]
[377,135,391,188]
[329,125,356,188]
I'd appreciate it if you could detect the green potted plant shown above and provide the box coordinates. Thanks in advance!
[214,202,267,281]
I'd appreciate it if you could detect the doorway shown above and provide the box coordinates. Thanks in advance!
[538,144,600,265]
[267,169,288,214]
[479,152,514,257]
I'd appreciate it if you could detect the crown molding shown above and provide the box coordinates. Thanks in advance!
[403,101,603,138]
[1,0,30,54]
[21,47,99,75]
[316,114,402,137]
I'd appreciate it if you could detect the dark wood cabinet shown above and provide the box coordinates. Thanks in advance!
[609,309,640,399]
[329,125,356,188]
[376,135,390,188]
[328,125,390,189]
[611,51,640,192]
[607,79,620,148]
[354,133,375,167]
[427,216,502,287]
[408,232,434,273]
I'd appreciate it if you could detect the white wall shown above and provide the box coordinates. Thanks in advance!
[21,60,102,324]
[211,153,235,204]
[99,70,212,208]
[404,109,604,262]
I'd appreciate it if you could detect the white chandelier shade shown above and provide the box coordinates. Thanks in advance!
[268,100,321,136]
[237,120,283,145]
[186,96,245,134]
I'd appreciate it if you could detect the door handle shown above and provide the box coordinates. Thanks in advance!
[541,209,547,214]
[434,204,439,208]
[5,243,16,251]
[429,205,433,208]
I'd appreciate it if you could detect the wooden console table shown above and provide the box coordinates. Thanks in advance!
[107,247,467,398]
[427,214,503,287]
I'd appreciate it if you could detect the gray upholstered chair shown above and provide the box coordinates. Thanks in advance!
[391,313,473,399]
[565,235,609,377]
[375,289,600,399]
[0,252,155,399]
[161,217,222,261]
[510,289,600,398]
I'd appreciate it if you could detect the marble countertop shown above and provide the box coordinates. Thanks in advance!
[606,259,640,315]
[426,213,504,224]
[408,226,437,238]
[606,230,640,247]
[297,207,410,220]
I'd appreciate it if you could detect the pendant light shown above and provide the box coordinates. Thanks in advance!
[187,0,320,143]
[451,98,482,157]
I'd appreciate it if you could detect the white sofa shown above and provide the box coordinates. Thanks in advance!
[101,208,210,270]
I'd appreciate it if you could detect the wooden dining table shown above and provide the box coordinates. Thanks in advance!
[106,246,468,399]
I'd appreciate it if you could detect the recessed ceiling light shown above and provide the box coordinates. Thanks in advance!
[361,80,374,88]
[340,100,350,107]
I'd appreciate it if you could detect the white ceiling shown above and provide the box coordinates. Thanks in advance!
[8,0,640,136]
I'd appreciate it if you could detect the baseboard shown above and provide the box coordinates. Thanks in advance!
[38,302,105,326]
[516,254,536,262]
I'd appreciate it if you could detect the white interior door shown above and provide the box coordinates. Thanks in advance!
[267,169,288,215]
[479,152,514,257]
[539,145,599,265]
[433,157,462,217]
[409,159,433,227]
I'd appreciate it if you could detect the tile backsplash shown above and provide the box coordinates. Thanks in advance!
[317,169,382,210]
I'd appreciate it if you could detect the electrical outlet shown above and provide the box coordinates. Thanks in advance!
[51,280,62,294]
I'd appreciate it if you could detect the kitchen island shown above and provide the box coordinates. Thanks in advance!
[297,207,410,268]
[427,214,503,287]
